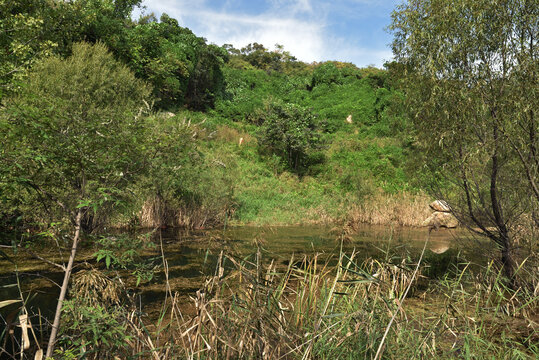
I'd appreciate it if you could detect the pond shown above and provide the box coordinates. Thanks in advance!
[0,225,476,321]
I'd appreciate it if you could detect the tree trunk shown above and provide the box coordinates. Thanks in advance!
[500,236,519,289]
[45,208,83,359]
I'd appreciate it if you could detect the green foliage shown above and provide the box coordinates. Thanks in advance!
[255,101,324,173]
[119,14,227,109]
[311,62,343,87]
[0,41,152,227]
[390,0,538,283]
[130,111,237,228]
[0,0,144,100]
[0,0,59,97]
[225,42,308,74]
[58,301,132,359]
[0,1,423,231]
[94,234,156,285]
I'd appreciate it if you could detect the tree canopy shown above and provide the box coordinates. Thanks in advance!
[391,0,538,282]
[1,41,152,227]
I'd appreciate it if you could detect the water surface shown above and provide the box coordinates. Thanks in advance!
[0,225,472,320]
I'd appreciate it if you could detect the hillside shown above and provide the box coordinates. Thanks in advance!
[0,2,431,234]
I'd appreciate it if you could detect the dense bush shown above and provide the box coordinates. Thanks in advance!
[311,62,343,87]
[119,14,227,109]
[255,102,324,173]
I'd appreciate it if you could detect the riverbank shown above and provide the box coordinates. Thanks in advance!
[131,172,434,229]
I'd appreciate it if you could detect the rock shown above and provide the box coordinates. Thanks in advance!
[429,200,450,212]
[346,114,353,123]
[422,211,458,229]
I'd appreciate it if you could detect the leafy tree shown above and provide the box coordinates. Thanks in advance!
[225,42,307,74]
[116,13,227,109]
[311,62,343,87]
[391,0,538,284]
[0,42,152,356]
[0,0,59,97]
[256,101,323,173]
[0,0,143,99]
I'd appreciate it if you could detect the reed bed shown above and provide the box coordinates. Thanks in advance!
[3,241,537,359]
[125,247,537,359]
[348,191,432,228]
[138,195,227,229]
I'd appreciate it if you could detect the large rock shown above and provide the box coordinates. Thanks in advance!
[422,211,458,229]
[429,200,450,212]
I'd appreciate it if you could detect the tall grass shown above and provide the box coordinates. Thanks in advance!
[122,245,537,359]
[138,195,228,229]
[347,190,432,227]
[5,239,537,359]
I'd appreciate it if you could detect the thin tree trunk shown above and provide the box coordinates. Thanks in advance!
[45,208,83,359]
[501,240,517,284]
[490,124,517,288]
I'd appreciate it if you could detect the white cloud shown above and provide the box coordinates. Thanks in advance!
[194,11,324,62]
[136,0,393,67]
[268,0,314,14]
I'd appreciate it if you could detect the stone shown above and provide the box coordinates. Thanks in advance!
[422,211,458,229]
[429,200,450,212]
[346,114,353,123]
[429,242,450,254]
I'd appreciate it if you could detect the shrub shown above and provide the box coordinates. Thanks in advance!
[255,101,324,173]
[311,62,343,87]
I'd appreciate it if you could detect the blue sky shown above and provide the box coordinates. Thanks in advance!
[136,1,402,67]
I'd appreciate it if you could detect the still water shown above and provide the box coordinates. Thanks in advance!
[0,225,473,320]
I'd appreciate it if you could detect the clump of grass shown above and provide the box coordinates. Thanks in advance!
[139,195,176,228]
[138,194,231,229]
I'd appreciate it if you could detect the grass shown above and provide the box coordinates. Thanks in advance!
[162,115,429,227]
[3,232,537,359]
[143,244,537,359]
[189,249,535,359]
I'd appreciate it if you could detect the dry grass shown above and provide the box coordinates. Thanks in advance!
[348,190,433,228]
[138,195,227,229]
[136,247,536,359]
[71,268,122,306]
[5,242,537,359]
[215,125,254,145]
[123,241,437,359]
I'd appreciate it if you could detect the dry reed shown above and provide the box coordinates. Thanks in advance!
[348,191,432,228]
[138,195,227,229]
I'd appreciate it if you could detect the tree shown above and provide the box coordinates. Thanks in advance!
[256,101,323,173]
[113,13,227,109]
[0,0,143,101]
[0,42,152,357]
[390,0,538,284]
[0,0,59,98]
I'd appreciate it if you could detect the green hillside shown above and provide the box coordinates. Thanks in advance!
[0,2,427,231]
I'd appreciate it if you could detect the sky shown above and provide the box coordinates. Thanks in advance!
[135,0,402,68]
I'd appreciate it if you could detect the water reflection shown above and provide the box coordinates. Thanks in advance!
[1,225,472,320]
